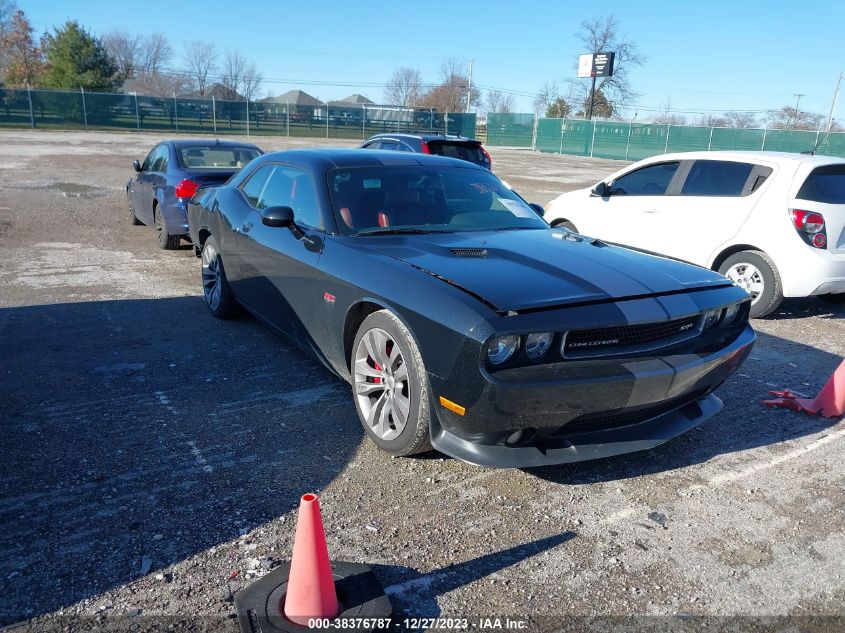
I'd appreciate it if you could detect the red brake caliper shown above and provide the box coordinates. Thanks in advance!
[373,361,382,384]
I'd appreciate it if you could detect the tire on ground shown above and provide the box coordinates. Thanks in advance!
[718,250,783,318]
[201,235,239,319]
[155,208,180,250]
[351,309,432,457]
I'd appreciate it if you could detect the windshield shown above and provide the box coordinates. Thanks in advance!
[327,165,546,235]
[177,146,261,169]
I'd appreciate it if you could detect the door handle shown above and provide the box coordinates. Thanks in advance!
[241,222,253,233]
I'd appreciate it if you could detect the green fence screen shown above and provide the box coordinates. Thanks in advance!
[0,87,475,140]
[486,112,845,160]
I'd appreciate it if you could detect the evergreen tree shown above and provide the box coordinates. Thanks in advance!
[41,21,118,91]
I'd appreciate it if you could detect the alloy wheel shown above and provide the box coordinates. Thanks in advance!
[201,243,222,311]
[353,327,411,441]
[725,262,764,304]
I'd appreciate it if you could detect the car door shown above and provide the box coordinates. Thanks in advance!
[590,160,684,248]
[235,163,324,337]
[137,144,169,224]
[130,145,161,224]
[632,159,768,265]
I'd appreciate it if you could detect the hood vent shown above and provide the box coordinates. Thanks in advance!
[451,248,488,258]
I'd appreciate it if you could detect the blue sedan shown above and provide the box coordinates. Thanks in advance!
[127,139,263,249]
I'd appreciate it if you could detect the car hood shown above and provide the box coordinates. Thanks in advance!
[362,229,732,313]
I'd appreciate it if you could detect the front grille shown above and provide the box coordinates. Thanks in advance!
[560,390,705,435]
[451,248,488,258]
[563,315,699,357]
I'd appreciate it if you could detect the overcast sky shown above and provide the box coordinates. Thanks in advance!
[23,0,845,121]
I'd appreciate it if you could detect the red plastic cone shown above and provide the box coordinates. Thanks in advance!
[283,493,339,625]
[763,358,845,419]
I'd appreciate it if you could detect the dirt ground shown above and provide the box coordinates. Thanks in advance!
[1,130,843,632]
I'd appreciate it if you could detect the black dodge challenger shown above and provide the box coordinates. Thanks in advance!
[187,149,755,468]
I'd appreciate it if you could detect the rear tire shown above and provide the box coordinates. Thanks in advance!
[128,201,143,226]
[718,250,783,318]
[351,310,432,457]
[201,236,239,319]
[155,208,180,250]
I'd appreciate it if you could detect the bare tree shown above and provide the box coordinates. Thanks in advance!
[102,29,143,82]
[221,49,246,98]
[533,81,558,114]
[570,15,645,112]
[723,111,758,128]
[138,33,171,78]
[183,40,217,96]
[384,66,422,107]
[652,98,686,125]
[767,106,823,131]
[418,58,480,113]
[240,60,262,101]
[486,90,515,114]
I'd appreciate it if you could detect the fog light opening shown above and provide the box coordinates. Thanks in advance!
[505,428,536,446]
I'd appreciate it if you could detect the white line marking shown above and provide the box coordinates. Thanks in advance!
[187,441,213,473]
[707,423,845,487]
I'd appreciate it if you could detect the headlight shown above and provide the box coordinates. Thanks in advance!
[487,335,520,365]
[722,302,742,325]
[702,309,721,329]
[525,332,553,359]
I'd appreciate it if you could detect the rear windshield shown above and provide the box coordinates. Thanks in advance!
[327,165,546,235]
[797,164,845,204]
[427,141,488,165]
[177,146,261,169]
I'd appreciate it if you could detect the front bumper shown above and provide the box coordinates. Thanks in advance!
[428,325,755,468]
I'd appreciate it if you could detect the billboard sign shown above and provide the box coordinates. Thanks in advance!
[577,52,616,78]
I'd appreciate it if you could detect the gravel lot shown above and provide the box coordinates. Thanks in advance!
[1,130,843,632]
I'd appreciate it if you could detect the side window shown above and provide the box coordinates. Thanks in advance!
[379,140,399,151]
[681,160,755,197]
[141,145,158,172]
[611,162,680,196]
[240,164,274,207]
[258,165,321,229]
[363,141,380,149]
[151,146,169,172]
[397,142,414,152]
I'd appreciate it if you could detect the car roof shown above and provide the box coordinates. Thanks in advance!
[253,148,486,171]
[165,139,262,149]
[366,132,479,143]
[650,150,845,166]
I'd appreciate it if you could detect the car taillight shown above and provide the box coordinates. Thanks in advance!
[790,209,827,249]
[481,145,492,169]
[420,141,430,154]
[175,178,200,199]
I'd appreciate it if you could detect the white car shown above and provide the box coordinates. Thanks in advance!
[545,151,845,317]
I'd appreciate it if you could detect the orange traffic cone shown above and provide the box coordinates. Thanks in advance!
[763,358,845,419]
[283,493,339,624]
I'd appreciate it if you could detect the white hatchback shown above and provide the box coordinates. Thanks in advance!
[545,151,845,317]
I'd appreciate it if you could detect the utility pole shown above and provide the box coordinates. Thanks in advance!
[466,58,474,114]
[793,93,804,128]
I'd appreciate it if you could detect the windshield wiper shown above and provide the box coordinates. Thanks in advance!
[492,226,539,231]
[355,227,447,236]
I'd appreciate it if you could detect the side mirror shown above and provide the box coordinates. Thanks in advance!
[591,181,610,197]
[133,160,142,173]
[528,203,545,217]
[261,206,294,228]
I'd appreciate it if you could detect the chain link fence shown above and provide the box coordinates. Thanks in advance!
[488,113,845,160]
[0,87,476,140]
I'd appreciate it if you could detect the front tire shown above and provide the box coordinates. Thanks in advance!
[718,250,783,318]
[351,310,432,457]
[201,236,239,319]
[155,208,180,250]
